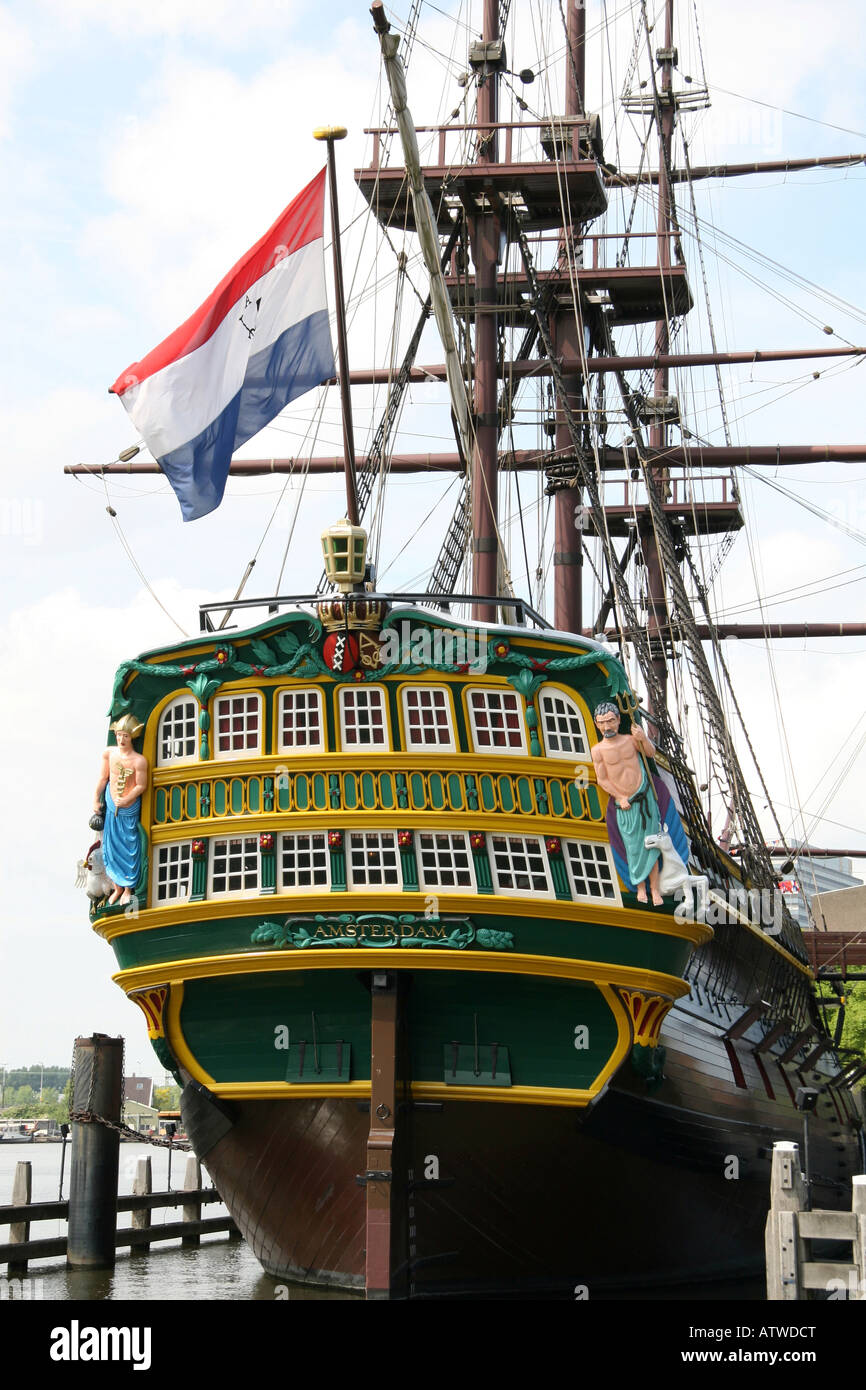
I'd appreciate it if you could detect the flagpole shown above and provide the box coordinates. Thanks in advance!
[314,126,360,526]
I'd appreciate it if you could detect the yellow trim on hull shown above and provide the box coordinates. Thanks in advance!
[113,946,690,996]
[97,888,712,948]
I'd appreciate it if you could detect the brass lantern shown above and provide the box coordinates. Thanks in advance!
[321,518,368,592]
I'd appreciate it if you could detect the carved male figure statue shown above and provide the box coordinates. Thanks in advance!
[591,701,662,906]
[93,714,148,906]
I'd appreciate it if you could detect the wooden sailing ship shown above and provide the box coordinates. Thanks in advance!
[78,0,865,1298]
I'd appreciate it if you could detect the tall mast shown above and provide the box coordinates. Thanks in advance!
[644,0,676,719]
[552,0,587,635]
[470,0,502,621]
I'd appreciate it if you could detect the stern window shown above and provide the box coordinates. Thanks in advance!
[339,687,388,749]
[154,842,193,904]
[467,689,526,752]
[347,831,400,887]
[539,689,589,759]
[214,694,262,757]
[489,834,552,895]
[402,687,455,750]
[210,835,261,895]
[278,689,324,752]
[157,697,198,766]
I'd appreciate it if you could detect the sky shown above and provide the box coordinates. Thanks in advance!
[0,0,865,1079]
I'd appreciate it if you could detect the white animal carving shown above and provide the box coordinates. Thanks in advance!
[644,827,710,914]
[75,840,113,904]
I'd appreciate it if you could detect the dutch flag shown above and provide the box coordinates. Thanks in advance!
[110,168,335,521]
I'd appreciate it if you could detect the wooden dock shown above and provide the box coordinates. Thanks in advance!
[0,1156,238,1274]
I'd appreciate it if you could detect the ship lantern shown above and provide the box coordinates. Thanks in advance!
[321,518,368,593]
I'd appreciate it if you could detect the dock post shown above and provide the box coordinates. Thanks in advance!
[182,1155,202,1248]
[66,1033,124,1269]
[131,1156,152,1252]
[765,1141,807,1300]
[8,1161,32,1277]
[853,1175,866,1300]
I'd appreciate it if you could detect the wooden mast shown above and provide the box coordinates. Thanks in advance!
[470,0,501,622]
[644,0,677,724]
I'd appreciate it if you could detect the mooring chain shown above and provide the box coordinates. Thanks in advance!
[66,1108,189,1150]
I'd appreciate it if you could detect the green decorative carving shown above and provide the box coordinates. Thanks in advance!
[631,1042,666,1090]
[507,668,545,701]
[251,913,513,951]
[109,614,628,719]
[149,1035,183,1086]
[184,675,222,761]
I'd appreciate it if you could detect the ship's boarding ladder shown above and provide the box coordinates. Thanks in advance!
[766,1142,866,1300]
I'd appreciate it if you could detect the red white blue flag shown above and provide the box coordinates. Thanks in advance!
[110,168,334,521]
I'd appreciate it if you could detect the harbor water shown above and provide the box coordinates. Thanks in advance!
[0,1140,360,1300]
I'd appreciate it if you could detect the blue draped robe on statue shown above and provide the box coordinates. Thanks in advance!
[608,763,661,890]
[102,783,141,889]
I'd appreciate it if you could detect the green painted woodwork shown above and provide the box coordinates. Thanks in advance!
[328,773,340,809]
[360,771,376,808]
[464,773,479,811]
[263,776,275,812]
[410,772,426,808]
[185,784,197,819]
[329,847,347,892]
[516,777,533,814]
[631,1042,666,1090]
[110,907,693,978]
[399,847,419,892]
[428,773,446,810]
[471,845,494,895]
[443,1042,512,1086]
[548,780,564,816]
[177,965,623,1091]
[312,773,327,810]
[498,776,515,813]
[179,971,372,1084]
[378,774,395,809]
[395,772,409,809]
[169,786,183,821]
[293,776,307,812]
[447,773,464,810]
[248,779,260,814]
[549,854,571,901]
[149,1035,182,1086]
[260,849,276,895]
[250,913,511,951]
[155,788,167,823]
[567,782,583,818]
[214,782,226,816]
[480,775,496,811]
[586,784,602,818]
[407,971,620,1089]
[199,783,211,816]
[230,779,244,814]
[190,846,208,902]
[343,772,358,810]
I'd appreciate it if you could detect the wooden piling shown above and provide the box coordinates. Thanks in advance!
[8,1162,32,1277]
[182,1156,202,1248]
[765,1141,807,1300]
[66,1033,123,1269]
[131,1157,153,1253]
